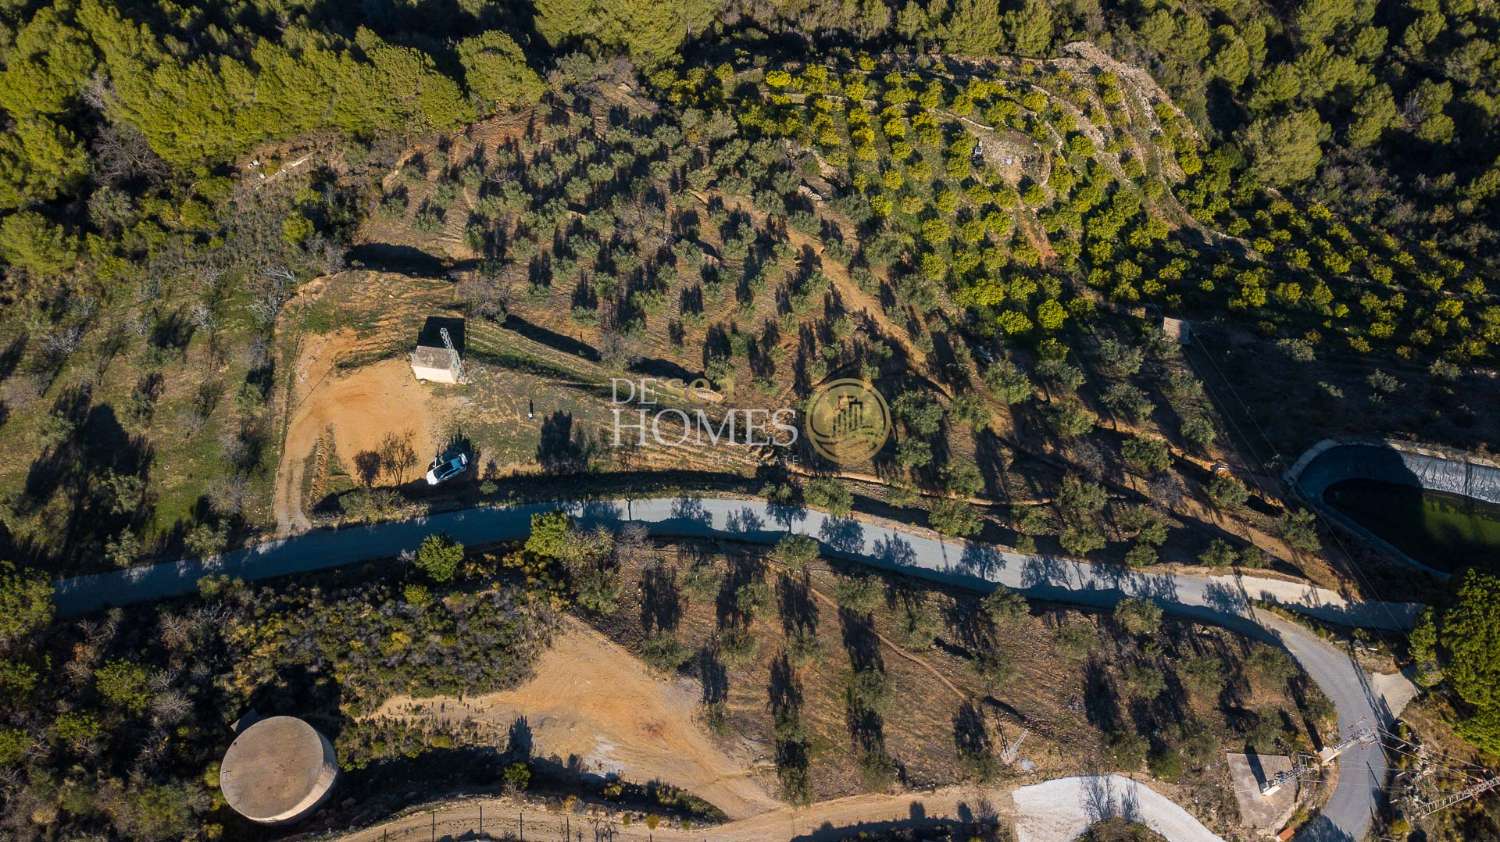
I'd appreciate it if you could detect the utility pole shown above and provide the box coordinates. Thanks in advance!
[1263,724,1377,796]
[1405,775,1500,817]
[1002,727,1029,765]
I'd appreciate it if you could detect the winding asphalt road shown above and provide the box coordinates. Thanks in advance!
[53,496,1413,840]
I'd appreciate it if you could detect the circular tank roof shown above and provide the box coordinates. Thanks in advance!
[219,716,338,824]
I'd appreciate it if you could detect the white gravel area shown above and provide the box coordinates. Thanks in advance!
[1012,775,1224,842]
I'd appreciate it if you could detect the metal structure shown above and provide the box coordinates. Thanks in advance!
[1385,726,1500,819]
[440,326,464,383]
[1001,727,1028,766]
[1261,724,1377,796]
[1405,775,1500,818]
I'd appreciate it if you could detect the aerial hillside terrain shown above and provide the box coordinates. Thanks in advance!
[0,0,1498,838]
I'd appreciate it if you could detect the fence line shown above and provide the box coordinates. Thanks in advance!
[364,807,687,842]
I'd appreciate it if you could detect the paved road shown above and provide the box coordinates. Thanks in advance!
[1256,610,1388,842]
[53,495,1408,840]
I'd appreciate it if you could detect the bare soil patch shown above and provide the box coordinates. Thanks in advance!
[274,334,452,534]
[372,617,780,821]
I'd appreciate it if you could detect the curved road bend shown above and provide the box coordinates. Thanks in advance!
[54,496,1414,840]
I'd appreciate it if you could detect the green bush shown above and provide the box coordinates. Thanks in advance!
[1148,744,1184,782]
[95,660,151,714]
[772,535,820,571]
[415,533,465,583]
[1114,598,1163,637]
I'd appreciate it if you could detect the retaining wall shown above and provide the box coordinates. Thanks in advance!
[1286,438,1500,579]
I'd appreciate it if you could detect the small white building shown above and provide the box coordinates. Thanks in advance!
[411,317,464,384]
[1162,316,1192,345]
[411,344,459,383]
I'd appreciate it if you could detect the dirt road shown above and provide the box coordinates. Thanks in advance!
[331,784,1011,842]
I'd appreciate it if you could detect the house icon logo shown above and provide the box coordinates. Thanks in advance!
[803,379,892,465]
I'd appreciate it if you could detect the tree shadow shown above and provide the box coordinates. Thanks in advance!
[696,645,728,710]
[839,607,883,674]
[536,411,593,473]
[777,573,819,638]
[769,652,803,724]
[953,700,993,769]
[1083,656,1121,733]
[506,716,533,761]
[354,450,383,487]
[640,562,681,634]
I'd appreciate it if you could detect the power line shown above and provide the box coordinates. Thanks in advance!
[1186,328,1410,635]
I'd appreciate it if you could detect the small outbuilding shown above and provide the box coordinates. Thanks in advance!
[1162,316,1192,345]
[411,315,465,384]
[219,716,338,825]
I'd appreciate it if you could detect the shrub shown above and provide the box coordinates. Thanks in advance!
[857,746,898,791]
[1207,474,1250,512]
[1148,744,1184,781]
[1114,598,1162,637]
[972,648,1012,689]
[574,566,623,615]
[1047,400,1096,439]
[895,597,942,650]
[834,574,882,614]
[1124,542,1158,568]
[1180,416,1216,453]
[1059,475,1107,519]
[0,728,30,766]
[502,761,532,792]
[1122,436,1171,475]
[95,660,151,714]
[640,633,692,673]
[1198,539,1237,567]
[844,666,890,713]
[0,561,52,647]
[415,533,464,582]
[681,562,724,602]
[1279,508,1321,553]
[982,587,1027,626]
[804,477,853,516]
[183,521,229,558]
[772,535,819,571]
[1106,730,1147,771]
[734,579,772,621]
[984,358,1034,404]
[719,627,760,668]
[930,498,982,537]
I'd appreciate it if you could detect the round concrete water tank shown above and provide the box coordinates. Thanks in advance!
[219,716,338,824]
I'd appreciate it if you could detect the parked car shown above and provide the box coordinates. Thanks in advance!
[425,451,469,485]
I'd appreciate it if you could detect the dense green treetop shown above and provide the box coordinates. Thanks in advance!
[0,562,53,649]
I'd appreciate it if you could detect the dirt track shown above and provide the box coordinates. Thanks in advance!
[334,784,1010,842]
[372,619,780,821]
